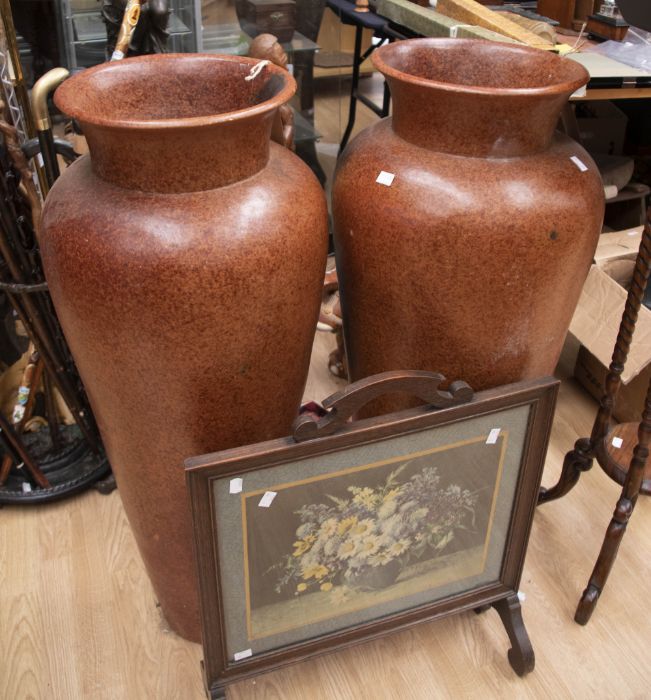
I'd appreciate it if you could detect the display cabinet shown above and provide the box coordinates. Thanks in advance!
[201,20,321,139]
[56,0,201,70]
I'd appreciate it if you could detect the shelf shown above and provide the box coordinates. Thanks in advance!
[606,183,651,205]
[201,24,319,57]
[70,10,191,45]
[598,422,651,494]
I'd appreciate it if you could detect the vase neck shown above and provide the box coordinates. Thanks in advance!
[373,39,588,159]
[388,80,571,158]
[54,53,296,194]
[82,115,273,193]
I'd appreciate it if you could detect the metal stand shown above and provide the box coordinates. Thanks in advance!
[326,0,403,154]
[0,63,113,504]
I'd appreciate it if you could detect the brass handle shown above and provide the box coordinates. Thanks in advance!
[269,11,284,21]
[31,67,70,131]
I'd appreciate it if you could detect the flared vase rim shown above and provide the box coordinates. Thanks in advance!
[54,53,297,131]
[372,38,589,99]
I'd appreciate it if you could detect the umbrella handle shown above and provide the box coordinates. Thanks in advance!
[31,67,70,190]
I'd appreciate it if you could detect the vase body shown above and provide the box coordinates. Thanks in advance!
[40,54,328,642]
[333,39,604,416]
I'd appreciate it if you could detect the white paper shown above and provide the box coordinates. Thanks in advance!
[518,590,526,602]
[6,53,15,81]
[258,491,277,508]
[233,648,252,661]
[449,23,470,38]
[21,482,32,493]
[612,436,624,448]
[570,155,588,172]
[486,428,501,445]
[376,171,395,187]
[229,477,243,494]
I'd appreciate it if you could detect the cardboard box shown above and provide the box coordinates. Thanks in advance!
[593,226,642,285]
[574,346,651,424]
[569,225,651,423]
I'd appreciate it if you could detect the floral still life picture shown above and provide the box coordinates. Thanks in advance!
[240,432,509,643]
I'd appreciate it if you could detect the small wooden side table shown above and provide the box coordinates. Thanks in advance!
[538,206,651,624]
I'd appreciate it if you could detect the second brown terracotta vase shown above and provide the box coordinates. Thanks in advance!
[333,39,604,415]
[40,54,328,642]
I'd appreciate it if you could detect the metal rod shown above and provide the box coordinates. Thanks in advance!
[339,24,364,155]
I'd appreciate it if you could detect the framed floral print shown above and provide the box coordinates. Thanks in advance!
[186,372,559,699]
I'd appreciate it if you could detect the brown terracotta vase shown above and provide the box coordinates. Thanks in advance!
[40,54,328,642]
[332,39,604,415]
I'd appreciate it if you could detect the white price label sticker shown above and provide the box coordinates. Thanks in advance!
[570,156,588,172]
[376,171,395,187]
[258,491,277,508]
[229,478,243,494]
[486,428,501,445]
[612,437,623,448]
[234,649,252,661]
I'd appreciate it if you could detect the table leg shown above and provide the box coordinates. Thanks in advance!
[538,437,594,504]
[382,73,390,116]
[575,376,651,625]
[338,24,363,154]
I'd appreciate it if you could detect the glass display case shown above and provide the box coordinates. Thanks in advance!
[199,1,328,181]
[44,0,371,188]
[56,0,201,70]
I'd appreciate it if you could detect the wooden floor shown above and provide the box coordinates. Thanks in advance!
[2,329,651,700]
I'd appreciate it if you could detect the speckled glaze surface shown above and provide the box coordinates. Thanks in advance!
[333,39,604,416]
[40,54,328,642]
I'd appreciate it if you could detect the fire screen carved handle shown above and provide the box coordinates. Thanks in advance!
[293,370,474,442]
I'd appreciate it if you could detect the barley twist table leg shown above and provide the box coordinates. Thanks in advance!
[575,375,651,624]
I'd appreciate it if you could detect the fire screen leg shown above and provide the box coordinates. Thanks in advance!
[492,595,535,676]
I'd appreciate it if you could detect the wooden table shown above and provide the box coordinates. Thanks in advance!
[328,0,651,153]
